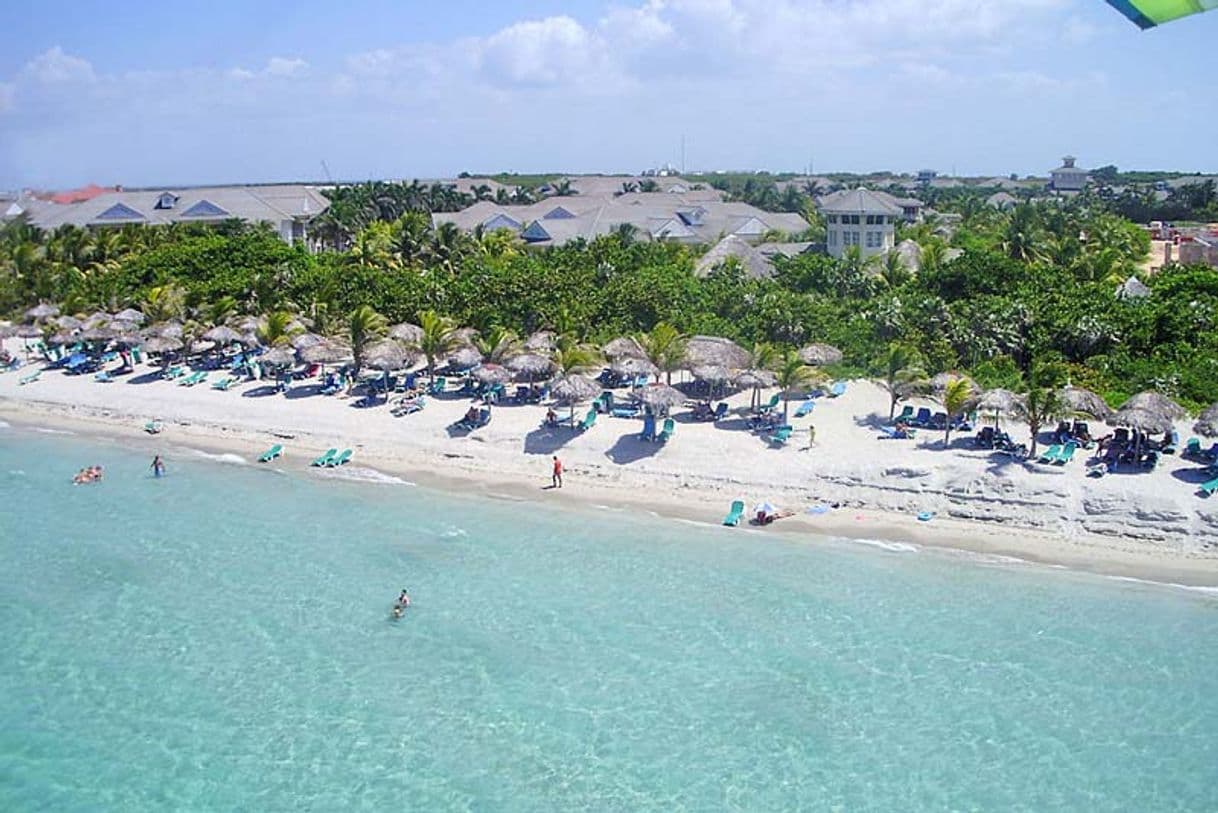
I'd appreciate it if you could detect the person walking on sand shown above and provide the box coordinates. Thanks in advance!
[551,455,563,489]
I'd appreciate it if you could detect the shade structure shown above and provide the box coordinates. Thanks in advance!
[603,336,646,361]
[550,374,600,404]
[82,312,111,329]
[506,353,554,377]
[261,346,297,366]
[798,343,844,366]
[113,308,145,325]
[1058,386,1113,419]
[233,315,261,333]
[113,330,143,347]
[1121,390,1187,420]
[202,325,243,345]
[1108,406,1174,435]
[362,339,413,372]
[16,323,44,338]
[299,341,351,365]
[1105,0,1217,29]
[144,321,183,339]
[639,383,685,410]
[1193,403,1218,438]
[55,315,83,330]
[472,363,514,385]
[291,332,325,350]
[977,388,1025,415]
[25,303,59,320]
[81,325,117,342]
[239,331,262,347]
[684,335,750,369]
[48,330,77,346]
[452,327,478,344]
[734,369,777,389]
[931,371,977,392]
[448,345,482,370]
[611,356,658,378]
[388,322,423,343]
[524,330,556,352]
[142,335,183,354]
[0,322,17,339]
[691,364,731,383]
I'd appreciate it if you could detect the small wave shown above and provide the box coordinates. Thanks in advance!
[8,469,25,476]
[0,420,10,429]
[187,449,248,466]
[441,525,467,538]
[316,466,413,486]
[33,427,75,435]
[849,538,920,554]
[1104,575,1218,597]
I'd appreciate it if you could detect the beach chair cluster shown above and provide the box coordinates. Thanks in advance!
[639,415,674,443]
[1037,441,1080,465]
[452,407,492,431]
[893,405,971,432]
[311,448,352,468]
[391,394,426,417]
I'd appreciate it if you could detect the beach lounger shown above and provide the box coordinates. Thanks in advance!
[258,444,284,463]
[723,500,745,527]
[429,377,447,394]
[769,426,793,446]
[311,448,337,467]
[1199,476,1218,497]
[657,417,675,444]
[578,409,597,433]
[893,405,915,423]
[1184,438,1202,459]
[878,425,914,440]
[794,400,815,418]
[211,376,237,391]
[827,381,847,398]
[1054,442,1079,465]
[612,404,641,418]
[326,449,352,467]
[1162,431,1179,455]
[162,366,185,380]
[18,370,40,385]
[391,396,425,417]
[94,371,114,383]
[756,394,781,415]
[1038,444,1063,464]
[712,402,729,422]
[911,407,932,427]
[640,415,657,442]
[144,420,163,435]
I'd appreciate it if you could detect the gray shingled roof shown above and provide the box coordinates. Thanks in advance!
[30,185,330,229]
[817,188,903,215]
[695,236,774,280]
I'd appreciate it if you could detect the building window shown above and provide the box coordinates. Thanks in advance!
[865,231,882,248]
[844,231,860,246]
[844,214,860,225]
[828,230,838,246]
[827,214,838,224]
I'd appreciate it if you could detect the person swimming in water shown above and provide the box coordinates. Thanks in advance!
[151,455,165,477]
[391,589,410,619]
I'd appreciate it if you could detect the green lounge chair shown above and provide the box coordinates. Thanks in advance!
[211,376,237,391]
[1184,438,1202,459]
[894,405,915,423]
[1200,477,1218,497]
[657,417,675,443]
[757,393,781,414]
[162,366,184,380]
[430,377,447,394]
[19,370,40,385]
[723,500,745,527]
[1054,442,1079,465]
[259,444,284,463]
[180,371,207,387]
[578,409,597,432]
[144,420,163,435]
[1037,444,1063,464]
[311,448,337,467]
[326,449,352,467]
[769,426,793,446]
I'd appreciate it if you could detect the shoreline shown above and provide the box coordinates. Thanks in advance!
[6,396,1218,589]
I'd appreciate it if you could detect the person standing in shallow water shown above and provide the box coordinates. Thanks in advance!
[151,455,165,478]
[551,455,563,488]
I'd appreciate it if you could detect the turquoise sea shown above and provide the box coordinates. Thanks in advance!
[1,424,1216,811]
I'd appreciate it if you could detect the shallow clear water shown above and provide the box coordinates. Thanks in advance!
[1,427,1217,811]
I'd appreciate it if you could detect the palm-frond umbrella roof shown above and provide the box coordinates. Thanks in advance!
[233,315,261,332]
[448,345,483,370]
[798,343,844,366]
[16,323,43,338]
[1108,406,1174,434]
[1058,386,1113,419]
[82,311,111,329]
[388,322,424,343]
[202,325,243,344]
[550,374,600,404]
[362,339,416,372]
[261,346,297,366]
[611,356,658,377]
[144,321,183,339]
[452,327,478,344]
[49,330,77,346]
[931,371,977,392]
[684,335,750,369]
[25,303,60,320]
[692,364,731,383]
[81,325,117,342]
[1193,403,1218,438]
[506,353,554,376]
[473,363,514,385]
[239,331,262,347]
[734,369,777,388]
[977,388,1025,414]
[1122,390,1187,420]
[291,332,325,350]
[524,330,556,352]
[603,336,646,360]
[0,322,17,339]
[142,335,183,354]
[113,308,145,325]
[639,383,686,409]
[55,315,83,330]
[113,330,143,347]
[299,341,351,365]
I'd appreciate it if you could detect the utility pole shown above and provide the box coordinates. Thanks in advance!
[680,134,686,175]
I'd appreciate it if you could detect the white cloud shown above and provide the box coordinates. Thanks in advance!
[475,16,610,87]
[265,57,307,77]
[22,46,95,84]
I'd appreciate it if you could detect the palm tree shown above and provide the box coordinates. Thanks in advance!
[142,284,186,323]
[637,322,687,384]
[474,325,520,364]
[1014,362,1067,457]
[256,311,303,347]
[774,350,820,422]
[413,310,461,381]
[552,343,603,377]
[201,295,238,328]
[879,251,911,289]
[938,377,978,446]
[348,305,388,384]
[875,344,927,420]
[743,342,780,410]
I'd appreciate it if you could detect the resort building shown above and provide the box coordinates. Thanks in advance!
[817,188,902,259]
[24,184,330,246]
[1050,156,1089,192]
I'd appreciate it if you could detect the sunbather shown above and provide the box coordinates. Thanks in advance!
[544,408,559,427]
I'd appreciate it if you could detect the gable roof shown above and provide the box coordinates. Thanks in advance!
[481,213,522,231]
[180,199,230,219]
[521,221,552,242]
[93,202,146,222]
[817,188,903,215]
[543,206,576,220]
[695,235,775,280]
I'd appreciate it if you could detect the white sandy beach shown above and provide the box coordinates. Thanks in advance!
[4,338,1218,586]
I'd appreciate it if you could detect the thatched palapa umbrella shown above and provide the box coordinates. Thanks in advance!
[1058,386,1112,419]
[26,303,59,321]
[82,325,117,343]
[1122,391,1187,421]
[551,374,600,423]
[82,311,111,329]
[145,321,183,340]
[55,315,82,330]
[1108,406,1174,435]
[692,364,730,382]
[473,363,513,385]
[363,339,415,400]
[798,343,843,367]
[49,330,77,346]
[291,332,325,350]
[388,322,423,343]
[684,335,750,370]
[507,352,554,384]
[524,330,556,352]
[202,325,243,345]
[113,308,145,325]
[16,323,44,339]
[448,345,482,370]
[261,345,297,367]
[639,383,685,415]
[1193,403,1218,438]
[603,336,645,361]
[611,356,658,380]
[0,322,18,339]
[143,335,183,354]
[299,341,351,365]
[233,315,261,333]
[977,388,1025,426]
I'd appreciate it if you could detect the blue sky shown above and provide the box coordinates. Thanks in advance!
[1,0,1215,188]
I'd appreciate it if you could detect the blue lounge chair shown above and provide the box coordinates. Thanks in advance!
[723,500,745,527]
[657,417,675,443]
[794,400,815,418]
[828,381,847,398]
[391,396,425,417]
[1183,438,1202,459]
[94,371,114,383]
[211,376,238,391]
[162,366,185,380]
[640,415,657,442]
[712,402,729,421]
[258,444,284,462]
[326,449,352,467]
[878,425,914,439]
[612,403,641,418]
[911,407,932,427]
[144,420,163,435]
[1054,441,1079,465]
[311,448,337,467]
